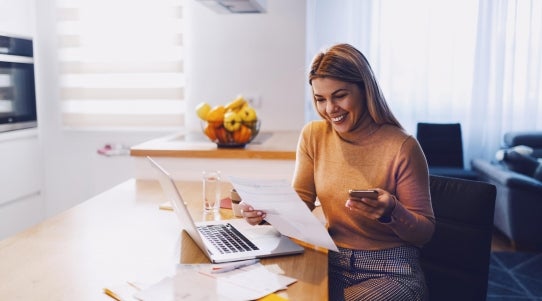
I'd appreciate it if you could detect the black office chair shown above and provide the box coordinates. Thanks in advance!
[420,175,496,301]
[416,122,478,180]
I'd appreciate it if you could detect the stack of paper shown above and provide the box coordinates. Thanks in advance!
[133,263,296,301]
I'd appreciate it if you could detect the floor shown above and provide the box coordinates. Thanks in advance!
[491,228,542,253]
[487,242,542,300]
[491,229,516,252]
[488,229,542,299]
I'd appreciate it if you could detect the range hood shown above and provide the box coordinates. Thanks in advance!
[196,0,266,14]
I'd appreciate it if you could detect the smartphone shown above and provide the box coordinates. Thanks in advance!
[348,189,378,199]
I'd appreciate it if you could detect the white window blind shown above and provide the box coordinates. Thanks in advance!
[56,0,185,129]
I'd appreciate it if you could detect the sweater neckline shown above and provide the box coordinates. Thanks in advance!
[336,119,382,145]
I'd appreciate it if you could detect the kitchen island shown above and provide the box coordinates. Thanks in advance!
[130,130,300,180]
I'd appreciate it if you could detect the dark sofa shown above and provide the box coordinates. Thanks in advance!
[471,131,542,250]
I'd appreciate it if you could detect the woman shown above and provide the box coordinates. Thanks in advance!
[242,43,435,300]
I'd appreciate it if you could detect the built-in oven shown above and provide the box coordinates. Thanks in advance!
[0,34,37,133]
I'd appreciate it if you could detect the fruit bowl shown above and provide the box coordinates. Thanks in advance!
[201,119,261,148]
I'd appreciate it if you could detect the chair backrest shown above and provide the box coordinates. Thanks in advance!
[416,123,464,168]
[420,175,496,301]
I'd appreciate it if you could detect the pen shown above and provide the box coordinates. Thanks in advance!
[103,288,122,301]
[211,259,260,274]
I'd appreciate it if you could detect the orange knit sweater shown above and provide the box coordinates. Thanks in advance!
[293,121,435,250]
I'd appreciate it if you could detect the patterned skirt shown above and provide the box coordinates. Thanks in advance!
[328,245,428,301]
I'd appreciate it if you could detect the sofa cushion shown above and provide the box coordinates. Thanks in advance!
[504,131,542,158]
[502,150,542,180]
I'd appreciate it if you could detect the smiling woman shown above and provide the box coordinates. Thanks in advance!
[55,0,185,130]
[285,43,435,301]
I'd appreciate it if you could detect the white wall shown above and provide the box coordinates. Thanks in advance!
[29,0,308,223]
[0,0,35,37]
[185,0,307,133]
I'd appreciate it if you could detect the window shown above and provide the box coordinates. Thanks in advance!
[56,0,185,130]
[306,0,542,163]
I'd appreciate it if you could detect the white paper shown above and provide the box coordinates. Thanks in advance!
[228,176,338,252]
[134,263,296,301]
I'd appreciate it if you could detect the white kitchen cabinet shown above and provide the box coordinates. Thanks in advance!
[0,0,40,240]
[0,129,43,239]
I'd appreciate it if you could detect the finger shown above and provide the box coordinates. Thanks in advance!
[246,213,266,225]
[347,197,376,208]
[241,205,261,215]
[239,203,252,211]
[345,199,363,210]
[241,207,266,223]
[246,216,263,225]
[248,211,265,219]
[357,197,379,208]
[346,199,380,215]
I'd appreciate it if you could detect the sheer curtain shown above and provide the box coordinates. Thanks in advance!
[469,0,542,161]
[306,0,542,164]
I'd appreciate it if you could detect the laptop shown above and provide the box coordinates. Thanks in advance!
[147,156,304,263]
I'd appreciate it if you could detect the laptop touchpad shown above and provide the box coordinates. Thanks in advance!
[244,225,281,239]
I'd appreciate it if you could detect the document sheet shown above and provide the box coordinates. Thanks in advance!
[228,176,338,252]
[134,263,296,301]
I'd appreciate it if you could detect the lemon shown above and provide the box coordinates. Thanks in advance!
[195,102,212,120]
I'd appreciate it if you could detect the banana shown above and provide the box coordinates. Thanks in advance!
[224,95,247,112]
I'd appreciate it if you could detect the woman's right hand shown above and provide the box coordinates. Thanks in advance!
[239,201,266,225]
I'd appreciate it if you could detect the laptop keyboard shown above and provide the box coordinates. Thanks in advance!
[198,223,259,254]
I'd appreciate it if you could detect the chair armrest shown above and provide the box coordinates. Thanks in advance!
[471,159,542,194]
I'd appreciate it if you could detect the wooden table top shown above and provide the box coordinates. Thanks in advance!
[0,179,327,300]
[130,131,299,160]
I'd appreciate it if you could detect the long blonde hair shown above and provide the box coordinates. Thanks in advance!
[309,43,402,128]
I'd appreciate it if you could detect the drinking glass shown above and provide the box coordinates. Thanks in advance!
[202,170,221,214]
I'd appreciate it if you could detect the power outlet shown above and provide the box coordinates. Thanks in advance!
[246,95,262,108]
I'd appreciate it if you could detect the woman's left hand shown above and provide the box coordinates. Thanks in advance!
[345,188,397,220]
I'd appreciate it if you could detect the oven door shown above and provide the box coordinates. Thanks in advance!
[0,54,37,132]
